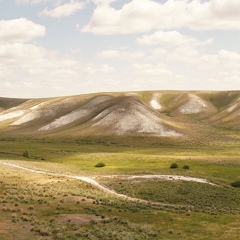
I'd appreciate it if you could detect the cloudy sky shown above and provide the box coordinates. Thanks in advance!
[1,0,240,98]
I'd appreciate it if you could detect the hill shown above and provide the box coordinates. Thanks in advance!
[0,91,239,138]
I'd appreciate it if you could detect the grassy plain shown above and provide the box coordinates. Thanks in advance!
[0,133,239,239]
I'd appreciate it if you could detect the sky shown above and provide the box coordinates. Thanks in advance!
[0,0,240,98]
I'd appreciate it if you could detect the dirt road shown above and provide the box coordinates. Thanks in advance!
[0,161,215,206]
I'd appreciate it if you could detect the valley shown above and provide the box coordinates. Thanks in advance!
[0,90,239,239]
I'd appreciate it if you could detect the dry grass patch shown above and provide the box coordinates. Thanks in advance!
[58,214,102,225]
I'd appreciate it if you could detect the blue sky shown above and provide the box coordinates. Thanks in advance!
[0,0,240,98]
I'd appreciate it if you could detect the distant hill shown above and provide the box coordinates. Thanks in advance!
[0,91,239,137]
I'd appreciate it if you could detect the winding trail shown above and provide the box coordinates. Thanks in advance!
[0,161,215,206]
[103,174,215,185]
[0,162,139,201]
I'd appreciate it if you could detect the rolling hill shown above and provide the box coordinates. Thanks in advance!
[0,91,239,137]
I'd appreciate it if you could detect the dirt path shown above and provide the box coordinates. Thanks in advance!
[0,162,144,202]
[0,161,215,206]
[101,174,216,185]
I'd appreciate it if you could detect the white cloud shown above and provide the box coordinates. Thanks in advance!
[217,50,240,74]
[128,63,187,91]
[218,49,240,62]
[197,53,218,70]
[184,49,240,70]
[92,0,117,5]
[133,41,240,90]
[48,68,78,79]
[0,41,84,86]
[82,1,160,34]
[40,0,86,18]
[2,2,239,97]
[0,43,48,67]
[148,48,168,60]
[0,18,117,98]
[100,64,114,73]
[97,49,144,59]
[133,63,173,77]
[0,42,116,97]
[83,63,114,74]
[16,0,47,4]
[143,35,240,73]
[70,47,82,54]
[137,31,213,47]
[82,0,240,34]
[211,0,240,18]
[0,18,45,43]
[167,46,200,65]
[0,67,13,79]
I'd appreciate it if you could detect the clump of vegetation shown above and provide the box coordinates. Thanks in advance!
[231,180,240,188]
[101,178,240,214]
[95,162,105,168]
[183,165,190,169]
[22,151,29,158]
[170,163,178,169]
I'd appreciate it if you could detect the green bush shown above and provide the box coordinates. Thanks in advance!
[170,163,178,169]
[183,165,190,169]
[231,180,240,188]
[95,162,105,168]
[22,151,29,158]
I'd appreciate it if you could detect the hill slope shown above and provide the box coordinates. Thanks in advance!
[0,91,239,137]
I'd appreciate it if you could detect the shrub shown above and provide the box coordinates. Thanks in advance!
[170,163,178,169]
[95,162,105,168]
[183,165,190,169]
[231,180,240,188]
[22,151,29,158]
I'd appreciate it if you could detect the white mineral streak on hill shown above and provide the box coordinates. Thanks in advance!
[40,96,112,131]
[11,98,76,126]
[227,104,238,113]
[93,98,181,136]
[0,100,49,123]
[179,94,206,114]
[0,110,25,121]
[12,111,51,125]
[150,93,162,110]
[30,99,55,110]
[227,97,240,112]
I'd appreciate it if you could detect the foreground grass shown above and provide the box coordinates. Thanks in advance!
[99,177,240,214]
[0,164,239,240]
[0,165,161,240]
[0,134,239,239]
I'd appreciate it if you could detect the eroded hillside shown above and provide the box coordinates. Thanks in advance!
[0,91,239,137]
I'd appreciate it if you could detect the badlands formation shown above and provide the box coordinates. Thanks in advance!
[0,91,239,136]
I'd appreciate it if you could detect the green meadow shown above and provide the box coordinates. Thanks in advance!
[0,134,239,239]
